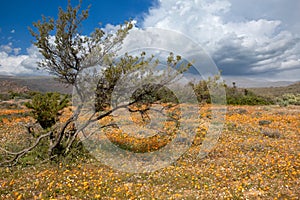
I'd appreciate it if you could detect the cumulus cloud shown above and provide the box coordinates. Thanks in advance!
[0,44,47,76]
[1,0,299,81]
[141,0,300,80]
[0,42,21,55]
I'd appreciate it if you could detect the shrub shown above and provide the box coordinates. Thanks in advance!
[25,92,69,129]
[261,128,281,138]
[276,93,300,106]
[191,76,273,105]
[226,87,274,105]
[191,74,226,104]
[259,120,272,126]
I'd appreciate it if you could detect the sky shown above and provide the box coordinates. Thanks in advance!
[0,0,300,81]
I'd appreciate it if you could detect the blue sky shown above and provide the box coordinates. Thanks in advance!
[0,0,300,81]
[0,0,156,55]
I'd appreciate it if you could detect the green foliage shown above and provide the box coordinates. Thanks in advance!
[191,75,274,105]
[25,92,69,129]
[29,0,133,85]
[276,93,300,106]
[131,83,179,105]
[50,139,91,165]
[95,52,153,111]
[0,91,35,101]
[191,74,226,104]
[190,80,210,103]
[95,52,190,111]
[226,88,274,105]
[19,139,50,166]
[10,91,39,100]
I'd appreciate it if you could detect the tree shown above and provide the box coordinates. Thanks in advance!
[0,0,190,166]
[29,0,131,85]
[191,74,225,104]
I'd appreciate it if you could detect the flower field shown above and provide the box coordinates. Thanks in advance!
[0,103,299,199]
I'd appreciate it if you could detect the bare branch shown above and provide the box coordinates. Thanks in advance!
[0,131,52,167]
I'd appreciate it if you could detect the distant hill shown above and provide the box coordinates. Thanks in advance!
[0,75,72,94]
[0,75,298,99]
[0,79,30,94]
[223,76,295,88]
[248,82,300,98]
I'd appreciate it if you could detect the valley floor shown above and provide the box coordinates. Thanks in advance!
[0,104,299,199]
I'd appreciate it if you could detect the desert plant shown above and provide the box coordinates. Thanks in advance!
[191,74,226,104]
[25,92,69,129]
[261,128,281,138]
[226,86,274,105]
[259,120,272,126]
[276,93,300,106]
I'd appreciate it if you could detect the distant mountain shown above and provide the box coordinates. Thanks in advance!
[0,75,298,99]
[0,75,72,94]
[248,82,300,98]
[222,76,295,88]
[184,74,296,88]
[0,79,30,94]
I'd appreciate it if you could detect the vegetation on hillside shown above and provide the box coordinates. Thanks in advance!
[190,76,274,105]
[249,81,300,98]
[276,93,300,106]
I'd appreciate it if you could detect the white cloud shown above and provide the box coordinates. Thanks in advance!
[0,43,13,54]
[141,0,300,80]
[10,29,15,34]
[102,24,122,34]
[1,0,299,81]
[0,45,47,76]
[224,0,300,33]
[0,52,30,75]
[13,48,21,55]
[0,42,21,55]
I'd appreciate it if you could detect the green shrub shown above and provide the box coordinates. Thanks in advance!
[226,87,273,105]
[0,93,10,101]
[191,76,274,105]
[25,92,69,129]
[191,74,226,104]
[276,93,300,106]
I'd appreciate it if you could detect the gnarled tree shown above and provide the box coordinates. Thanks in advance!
[0,0,190,166]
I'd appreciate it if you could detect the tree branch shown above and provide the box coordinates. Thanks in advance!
[0,131,52,166]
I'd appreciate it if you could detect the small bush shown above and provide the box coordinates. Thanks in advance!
[259,120,272,126]
[191,77,274,105]
[226,88,274,105]
[228,108,248,115]
[276,93,300,106]
[261,128,281,138]
[25,92,69,129]
[191,74,226,104]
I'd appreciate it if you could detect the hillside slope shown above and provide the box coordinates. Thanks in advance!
[0,76,72,94]
[0,75,298,98]
[248,82,300,98]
